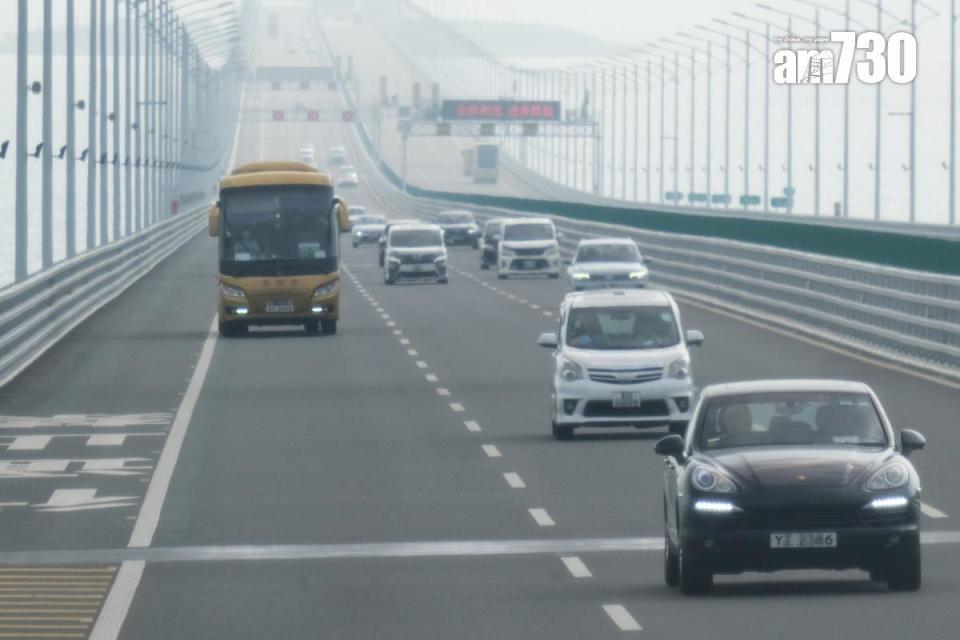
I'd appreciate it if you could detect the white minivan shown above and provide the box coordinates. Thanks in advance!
[497,217,561,279]
[537,289,704,440]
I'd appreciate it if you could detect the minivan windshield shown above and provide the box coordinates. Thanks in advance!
[390,229,443,247]
[503,223,554,241]
[565,306,679,350]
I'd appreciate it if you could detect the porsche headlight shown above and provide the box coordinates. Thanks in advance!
[558,357,583,382]
[690,465,737,494]
[668,357,690,380]
[313,279,340,298]
[865,462,910,491]
[219,283,246,299]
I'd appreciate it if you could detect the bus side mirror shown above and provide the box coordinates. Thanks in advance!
[333,196,351,233]
[208,203,220,237]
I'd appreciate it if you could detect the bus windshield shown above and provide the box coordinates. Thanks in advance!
[220,185,336,276]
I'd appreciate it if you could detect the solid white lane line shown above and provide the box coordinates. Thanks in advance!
[529,508,555,527]
[449,403,465,412]
[465,420,482,432]
[481,444,501,458]
[603,604,642,631]
[437,388,451,396]
[91,315,219,639]
[416,360,429,369]
[921,502,949,519]
[561,556,593,578]
[407,349,419,356]
[425,373,439,382]
[503,472,526,489]
[399,338,411,345]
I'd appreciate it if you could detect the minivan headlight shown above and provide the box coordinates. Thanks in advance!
[668,357,690,380]
[219,283,246,299]
[571,271,591,281]
[500,248,516,258]
[545,245,560,256]
[629,268,648,280]
[558,357,584,382]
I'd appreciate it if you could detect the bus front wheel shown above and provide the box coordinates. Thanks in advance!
[321,319,338,335]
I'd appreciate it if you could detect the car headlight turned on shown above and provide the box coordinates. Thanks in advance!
[865,462,910,491]
[571,272,591,281]
[694,499,739,514]
[690,466,737,494]
[558,357,583,382]
[668,357,690,380]
[219,283,246,299]
[865,496,910,510]
[312,279,340,298]
[629,268,648,280]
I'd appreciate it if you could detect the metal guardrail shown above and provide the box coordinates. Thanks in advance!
[335,83,960,384]
[0,207,207,389]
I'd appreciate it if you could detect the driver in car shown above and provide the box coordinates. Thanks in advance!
[720,403,755,447]
[234,229,261,260]
[569,313,604,348]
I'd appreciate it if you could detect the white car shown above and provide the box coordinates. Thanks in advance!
[496,217,561,279]
[329,146,346,165]
[351,214,387,247]
[537,288,704,440]
[298,145,315,163]
[338,164,359,188]
[384,224,448,285]
[567,238,650,290]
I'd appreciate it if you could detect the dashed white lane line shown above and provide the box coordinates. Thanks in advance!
[437,388,451,396]
[529,508,555,527]
[464,420,482,432]
[481,444,501,458]
[449,402,465,413]
[503,472,526,489]
[381,314,391,320]
[387,321,397,327]
[400,338,411,345]
[603,604,642,632]
[7,435,53,450]
[425,373,439,382]
[375,308,384,313]
[416,360,429,369]
[530,304,540,310]
[393,330,402,336]
[921,502,949,519]
[542,310,553,316]
[407,349,419,357]
[561,556,593,578]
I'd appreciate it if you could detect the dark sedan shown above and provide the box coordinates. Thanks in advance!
[437,210,481,248]
[655,379,925,594]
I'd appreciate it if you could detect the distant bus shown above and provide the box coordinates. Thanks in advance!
[474,144,499,184]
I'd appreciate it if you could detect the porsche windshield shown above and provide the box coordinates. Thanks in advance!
[698,392,888,450]
[220,185,335,275]
[576,244,641,263]
[440,213,475,225]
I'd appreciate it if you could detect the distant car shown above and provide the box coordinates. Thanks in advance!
[655,379,925,594]
[328,146,346,165]
[537,288,703,440]
[337,166,359,188]
[378,219,421,266]
[383,224,448,285]
[298,145,315,163]
[497,218,561,279]
[347,206,367,223]
[351,214,387,247]
[436,210,481,248]
[479,217,504,270]
[567,238,650,290]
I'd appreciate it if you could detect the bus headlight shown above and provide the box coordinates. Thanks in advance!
[219,283,246,299]
[313,279,340,298]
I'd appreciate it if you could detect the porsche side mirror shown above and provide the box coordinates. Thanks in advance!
[900,429,926,456]
[654,434,685,458]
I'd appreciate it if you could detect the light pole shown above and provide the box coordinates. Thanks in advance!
[87,0,98,249]
[66,0,77,258]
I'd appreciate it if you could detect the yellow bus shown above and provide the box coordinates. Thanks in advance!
[208,161,351,336]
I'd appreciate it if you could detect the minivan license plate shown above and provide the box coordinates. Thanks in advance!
[770,532,837,549]
[613,392,643,408]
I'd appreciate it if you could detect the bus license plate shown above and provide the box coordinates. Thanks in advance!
[613,392,643,408]
[770,532,837,549]
[266,299,294,313]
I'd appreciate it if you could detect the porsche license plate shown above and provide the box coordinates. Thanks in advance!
[770,532,837,549]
